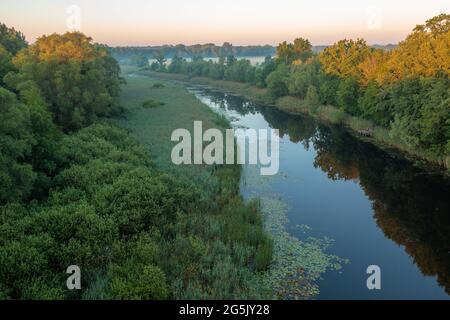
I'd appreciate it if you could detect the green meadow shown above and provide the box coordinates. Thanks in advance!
[112,72,274,298]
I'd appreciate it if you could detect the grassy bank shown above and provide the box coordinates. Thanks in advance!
[113,72,274,298]
[137,70,449,171]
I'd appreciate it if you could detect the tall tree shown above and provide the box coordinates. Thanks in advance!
[292,37,313,63]
[319,39,371,80]
[153,50,167,69]
[6,32,122,131]
[0,22,27,55]
[382,13,450,82]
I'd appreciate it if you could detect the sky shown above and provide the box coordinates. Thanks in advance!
[1,0,449,46]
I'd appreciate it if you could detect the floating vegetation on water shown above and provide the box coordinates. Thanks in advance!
[241,165,273,191]
[258,196,348,299]
[241,163,348,299]
[187,88,349,299]
[295,224,313,233]
[261,197,348,300]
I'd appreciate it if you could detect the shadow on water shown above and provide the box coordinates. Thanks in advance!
[189,87,450,299]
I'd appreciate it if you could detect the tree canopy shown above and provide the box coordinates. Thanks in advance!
[276,37,313,65]
[6,32,122,131]
[0,23,27,55]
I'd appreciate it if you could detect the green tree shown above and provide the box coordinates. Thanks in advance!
[319,39,371,80]
[0,22,27,55]
[358,81,384,125]
[7,32,122,131]
[168,55,185,73]
[255,57,276,87]
[382,13,450,82]
[266,64,289,98]
[276,41,294,64]
[0,87,36,204]
[129,54,148,67]
[0,44,13,85]
[336,77,361,115]
[292,37,313,62]
[305,85,320,110]
[276,38,313,65]
[153,50,167,70]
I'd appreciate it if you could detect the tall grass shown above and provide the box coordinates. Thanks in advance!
[115,73,274,298]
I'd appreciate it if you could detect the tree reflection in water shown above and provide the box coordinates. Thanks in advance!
[200,88,450,295]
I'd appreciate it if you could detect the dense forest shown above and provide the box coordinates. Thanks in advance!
[0,24,272,299]
[157,14,449,166]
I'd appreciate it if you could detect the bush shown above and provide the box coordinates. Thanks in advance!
[326,107,346,125]
[142,99,165,109]
[108,263,169,300]
[305,85,320,112]
[336,77,361,115]
[266,65,289,98]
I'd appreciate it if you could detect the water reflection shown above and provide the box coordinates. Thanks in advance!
[193,88,450,297]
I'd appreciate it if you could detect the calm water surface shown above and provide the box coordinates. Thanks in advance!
[188,86,450,300]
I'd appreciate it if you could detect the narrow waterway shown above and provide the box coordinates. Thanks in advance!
[189,86,450,300]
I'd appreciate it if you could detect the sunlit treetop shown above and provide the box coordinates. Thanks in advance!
[318,13,450,85]
[15,32,107,64]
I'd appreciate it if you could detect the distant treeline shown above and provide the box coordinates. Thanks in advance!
[157,14,449,165]
[110,43,276,62]
[110,43,397,63]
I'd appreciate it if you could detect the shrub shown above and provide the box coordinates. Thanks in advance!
[108,263,169,300]
[266,65,289,98]
[305,85,320,113]
[142,99,165,109]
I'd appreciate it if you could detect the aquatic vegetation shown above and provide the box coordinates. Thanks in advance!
[242,163,348,300]
[259,196,347,299]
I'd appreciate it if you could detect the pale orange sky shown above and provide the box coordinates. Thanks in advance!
[1,0,449,46]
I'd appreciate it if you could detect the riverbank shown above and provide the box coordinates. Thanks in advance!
[112,72,274,299]
[135,70,449,172]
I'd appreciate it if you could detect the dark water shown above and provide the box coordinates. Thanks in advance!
[189,86,450,300]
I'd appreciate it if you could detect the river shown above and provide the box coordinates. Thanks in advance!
[187,85,450,300]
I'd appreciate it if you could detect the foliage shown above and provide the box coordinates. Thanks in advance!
[0,87,36,204]
[0,22,27,55]
[142,99,165,108]
[266,64,289,98]
[382,13,450,82]
[110,43,275,61]
[129,54,148,67]
[319,39,372,80]
[162,14,449,161]
[255,57,276,87]
[153,50,167,70]
[305,85,320,110]
[6,32,122,131]
[336,77,360,115]
[276,38,313,64]
[0,45,14,85]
